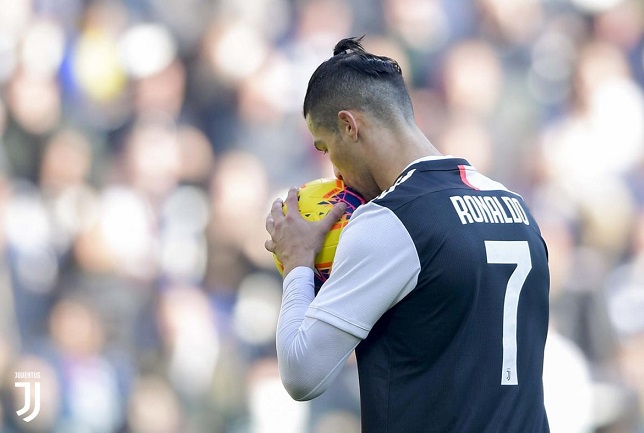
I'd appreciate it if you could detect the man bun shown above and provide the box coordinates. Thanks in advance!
[333,36,366,56]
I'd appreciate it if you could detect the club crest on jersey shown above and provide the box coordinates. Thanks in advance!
[450,195,529,225]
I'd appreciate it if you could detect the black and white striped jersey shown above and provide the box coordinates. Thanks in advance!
[306,156,550,433]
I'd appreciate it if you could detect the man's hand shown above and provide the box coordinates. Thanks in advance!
[265,187,347,278]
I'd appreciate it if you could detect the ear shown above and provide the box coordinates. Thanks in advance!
[337,110,359,142]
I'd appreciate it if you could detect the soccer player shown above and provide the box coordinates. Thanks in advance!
[265,37,550,432]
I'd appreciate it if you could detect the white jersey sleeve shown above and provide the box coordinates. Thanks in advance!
[275,202,421,400]
[306,202,421,338]
[276,267,361,400]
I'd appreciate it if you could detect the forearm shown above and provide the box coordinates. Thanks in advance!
[276,267,359,401]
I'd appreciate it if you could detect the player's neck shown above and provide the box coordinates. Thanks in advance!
[371,125,441,191]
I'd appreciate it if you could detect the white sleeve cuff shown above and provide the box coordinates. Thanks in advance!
[283,266,315,297]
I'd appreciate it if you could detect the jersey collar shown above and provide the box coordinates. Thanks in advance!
[400,155,472,175]
[401,155,455,172]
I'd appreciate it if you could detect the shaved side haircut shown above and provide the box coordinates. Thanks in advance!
[303,36,414,131]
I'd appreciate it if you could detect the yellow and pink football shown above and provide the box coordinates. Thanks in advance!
[273,178,366,293]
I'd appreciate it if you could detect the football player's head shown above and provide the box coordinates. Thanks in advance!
[303,36,414,134]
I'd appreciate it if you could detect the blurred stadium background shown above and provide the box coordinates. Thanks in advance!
[0,0,643,432]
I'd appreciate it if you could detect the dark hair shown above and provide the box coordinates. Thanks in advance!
[303,36,414,131]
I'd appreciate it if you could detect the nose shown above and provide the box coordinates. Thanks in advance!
[333,165,343,181]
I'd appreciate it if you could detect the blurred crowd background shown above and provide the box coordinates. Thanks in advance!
[0,0,642,432]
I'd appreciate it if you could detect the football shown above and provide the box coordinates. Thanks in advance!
[273,178,366,293]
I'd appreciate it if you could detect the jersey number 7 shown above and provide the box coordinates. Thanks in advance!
[485,240,532,386]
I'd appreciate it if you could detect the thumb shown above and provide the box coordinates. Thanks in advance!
[319,202,347,232]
